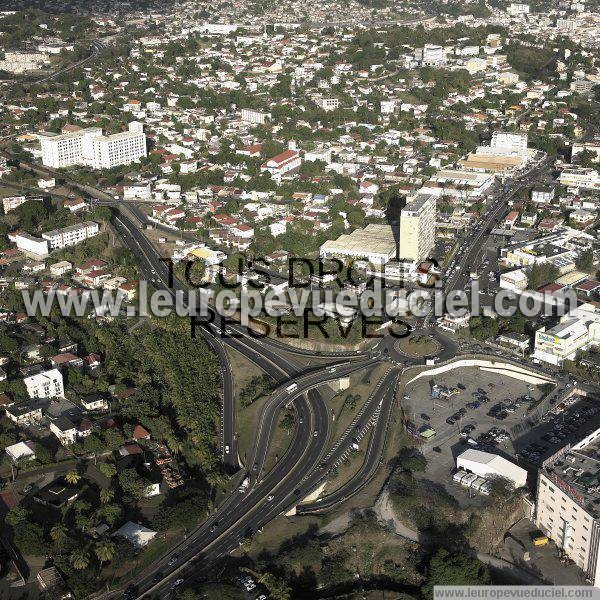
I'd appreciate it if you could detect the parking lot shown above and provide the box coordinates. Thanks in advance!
[402,367,548,502]
[402,366,600,501]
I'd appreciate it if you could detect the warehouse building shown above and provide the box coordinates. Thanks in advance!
[456,449,527,489]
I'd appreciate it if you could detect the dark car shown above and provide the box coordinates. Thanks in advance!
[432,446,442,453]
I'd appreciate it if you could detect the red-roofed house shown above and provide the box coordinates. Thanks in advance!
[132,424,151,440]
[261,150,301,179]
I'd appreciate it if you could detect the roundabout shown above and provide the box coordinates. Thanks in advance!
[394,333,442,358]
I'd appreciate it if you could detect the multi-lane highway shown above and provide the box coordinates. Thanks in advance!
[4,149,556,599]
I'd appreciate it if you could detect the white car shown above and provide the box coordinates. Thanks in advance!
[225,444,230,454]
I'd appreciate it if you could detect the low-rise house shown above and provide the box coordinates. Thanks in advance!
[49,260,73,276]
[5,440,36,462]
[49,416,78,445]
[50,353,84,369]
[81,393,109,411]
[5,401,44,425]
[113,521,157,549]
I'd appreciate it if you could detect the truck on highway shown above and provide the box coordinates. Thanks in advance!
[285,383,298,394]
[238,476,250,494]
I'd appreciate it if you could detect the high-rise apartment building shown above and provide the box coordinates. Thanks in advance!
[399,193,436,263]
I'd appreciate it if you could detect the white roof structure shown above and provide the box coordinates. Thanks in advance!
[113,521,157,548]
[5,441,36,462]
[457,449,527,489]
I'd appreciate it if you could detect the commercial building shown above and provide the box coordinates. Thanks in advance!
[457,448,528,488]
[23,368,64,400]
[399,193,436,264]
[320,223,397,266]
[40,122,146,170]
[42,221,100,250]
[420,169,494,201]
[536,426,600,584]
[499,268,529,292]
[534,302,600,366]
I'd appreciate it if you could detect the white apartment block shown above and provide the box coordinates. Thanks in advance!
[315,97,340,112]
[415,44,446,66]
[91,123,147,170]
[13,233,49,258]
[42,221,100,250]
[507,3,530,15]
[534,303,600,366]
[2,195,27,214]
[40,127,103,169]
[241,108,270,124]
[560,168,600,191]
[536,427,600,585]
[24,368,64,399]
[490,131,529,155]
[40,122,146,170]
[399,193,436,263]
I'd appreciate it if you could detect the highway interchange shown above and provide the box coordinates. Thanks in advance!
[1,151,571,599]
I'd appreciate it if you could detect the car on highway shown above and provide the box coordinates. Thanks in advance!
[171,578,184,590]
[267,495,275,501]
[168,554,179,566]
[313,429,318,437]
[225,444,230,454]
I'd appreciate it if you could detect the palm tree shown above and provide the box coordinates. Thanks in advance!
[70,548,90,570]
[50,523,68,544]
[99,488,114,504]
[65,470,81,485]
[94,540,116,567]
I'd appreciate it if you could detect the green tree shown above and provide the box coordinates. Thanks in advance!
[576,249,594,272]
[70,548,91,570]
[97,461,117,479]
[424,549,490,597]
[65,470,81,485]
[94,539,116,566]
